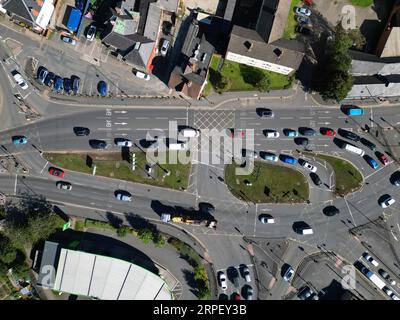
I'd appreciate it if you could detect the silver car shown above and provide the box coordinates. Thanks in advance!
[115,191,132,202]
[160,39,170,56]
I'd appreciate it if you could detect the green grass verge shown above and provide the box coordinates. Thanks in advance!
[350,0,373,7]
[306,153,363,195]
[225,161,309,203]
[44,151,191,190]
[283,0,302,40]
[85,219,117,232]
[74,220,85,231]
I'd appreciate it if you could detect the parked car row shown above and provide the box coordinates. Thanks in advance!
[218,266,253,300]
[294,6,312,35]
[37,66,80,95]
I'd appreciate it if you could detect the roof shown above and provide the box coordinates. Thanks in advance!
[267,0,291,43]
[348,74,400,98]
[123,38,155,67]
[227,25,305,70]
[379,27,400,58]
[35,0,54,30]
[102,32,136,51]
[2,0,39,23]
[224,0,237,21]
[143,2,162,41]
[157,0,178,12]
[350,50,400,75]
[113,12,140,35]
[67,8,82,32]
[53,248,172,300]
[37,241,60,288]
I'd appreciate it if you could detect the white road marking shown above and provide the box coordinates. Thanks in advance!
[344,196,356,227]
[116,117,129,119]
[113,110,127,114]
[391,230,398,241]
[14,174,17,195]
[40,161,49,174]
[240,117,255,120]
[97,128,112,130]
[248,122,261,126]
[364,164,388,180]
[300,117,313,119]
[135,117,149,120]
[318,117,332,119]
[397,223,400,232]
[156,117,169,119]
[280,117,294,119]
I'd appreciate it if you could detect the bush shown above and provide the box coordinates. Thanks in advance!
[137,227,153,244]
[153,232,166,247]
[117,226,130,238]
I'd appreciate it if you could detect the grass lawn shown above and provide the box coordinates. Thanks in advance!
[203,55,220,97]
[283,0,302,40]
[350,0,373,7]
[44,151,191,190]
[225,161,309,203]
[306,153,363,195]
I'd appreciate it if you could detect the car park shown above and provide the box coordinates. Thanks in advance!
[49,167,65,178]
[259,214,275,224]
[62,36,76,45]
[115,191,132,202]
[264,129,280,138]
[310,172,322,186]
[160,39,170,56]
[54,76,63,92]
[260,151,278,162]
[299,127,316,136]
[297,286,318,300]
[257,108,274,118]
[98,81,108,97]
[133,70,150,81]
[280,154,297,165]
[12,136,27,145]
[283,129,298,137]
[323,205,340,217]
[379,195,395,208]
[362,252,379,267]
[115,138,133,147]
[299,159,317,172]
[218,272,227,290]
[12,71,28,90]
[295,6,311,16]
[321,128,336,136]
[73,127,90,136]
[72,76,80,95]
[364,155,379,169]
[63,78,72,94]
[56,181,72,190]
[89,139,107,149]
[283,265,295,282]
[86,25,96,41]
[338,129,360,142]
[37,66,48,84]
[360,138,376,151]
[376,152,389,165]
[44,72,55,87]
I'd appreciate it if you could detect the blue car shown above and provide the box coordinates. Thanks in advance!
[284,129,298,137]
[365,155,379,169]
[63,78,72,94]
[280,154,297,165]
[54,76,63,92]
[12,136,27,145]
[98,80,108,97]
[44,72,55,87]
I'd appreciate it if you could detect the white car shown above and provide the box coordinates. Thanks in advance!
[160,39,170,56]
[379,196,395,208]
[300,160,317,172]
[283,266,294,282]
[391,294,400,300]
[264,130,280,138]
[86,25,96,41]
[362,252,379,267]
[260,152,278,162]
[115,191,132,202]
[134,70,150,81]
[295,7,311,16]
[115,139,133,147]
[218,272,227,290]
[13,72,28,90]
[259,214,275,224]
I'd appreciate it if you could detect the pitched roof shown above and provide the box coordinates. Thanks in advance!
[2,0,38,23]
[102,31,136,51]
[123,39,155,67]
[143,2,162,41]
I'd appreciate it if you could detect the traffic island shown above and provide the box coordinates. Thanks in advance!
[43,151,191,191]
[224,161,309,203]
[304,153,363,196]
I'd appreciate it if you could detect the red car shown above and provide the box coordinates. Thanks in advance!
[377,152,389,165]
[228,128,246,139]
[49,167,65,178]
[231,292,241,300]
[321,128,336,136]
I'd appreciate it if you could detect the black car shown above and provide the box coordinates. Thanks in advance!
[323,205,340,217]
[390,171,400,186]
[37,66,48,84]
[297,286,317,300]
[299,127,316,136]
[310,172,322,186]
[338,129,360,142]
[44,72,55,86]
[73,127,90,136]
[295,25,311,35]
[294,137,309,146]
[360,138,376,151]
[89,139,107,149]
[256,108,274,118]
[72,76,80,95]
[63,78,72,94]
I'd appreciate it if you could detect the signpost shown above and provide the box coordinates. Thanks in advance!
[62,220,71,231]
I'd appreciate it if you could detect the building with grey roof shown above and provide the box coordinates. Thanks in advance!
[347,74,400,99]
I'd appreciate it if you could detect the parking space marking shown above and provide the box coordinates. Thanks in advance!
[40,161,49,174]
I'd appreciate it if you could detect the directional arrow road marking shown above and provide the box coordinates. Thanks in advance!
[114,122,127,125]
[114,111,127,114]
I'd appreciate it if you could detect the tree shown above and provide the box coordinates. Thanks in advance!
[347,29,366,51]
[255,76,271,92]
[0,236,17,264]
[27,211,63,244]
[137,227,153,244]
[116,226,129,238]
[214,73,230,92]
[153,232,166,247]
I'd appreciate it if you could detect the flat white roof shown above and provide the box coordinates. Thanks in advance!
[35,0,55,29]
[54,248,172,300]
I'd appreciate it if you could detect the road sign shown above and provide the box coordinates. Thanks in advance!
[62,220,71,231]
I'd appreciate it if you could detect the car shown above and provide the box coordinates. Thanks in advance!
[323,205,340,217]
[160,39,170,56]
[295,6,312,16]
[37,66,48,84]
[360,138,376,151]
[362,252,379,267]
[296,15,310,24]
[294,137,309,146]
[283,129,298,137]
[390,293,400,300]
[321,128,336,136]
[376,152,389,165]
[218,272,227,290]
[115,138,133,147]
[260,151,278,162]
[310,172,322,186]
[115,191,132,202]
[86,25,96,41]
[56,181,72,190]
[259,214,275,224]
[61,36,76,45]
[364,155,379,169]
[44,72,55,87]
[63,78,72,94]
[378,269,396,285]
[12,136,27,145]
[280,154,297,165]
[264,129,280,138]
[338,129,360,142]
[390,171,400,186]
[231,292,241,300]
[134,70,150,81]
[295,25,311,35]
[54,76,63,93]
[73,127,90,136]
[228,267,240,289]
[245,286,253,300]
[242,266,251,282]
[89,139,107,149]
[72,76,80,95]
[242,149,258,159]
[49,167,65,178]
[12,71,28,90]
[379,195,395,208]
[299,127,316,136]
[98,81,108,97]
[297,286,315,300]
[299,159,317,172]
[219,293,229,300]
[228,128,245,139]
[76,0,84,10]
[383,286,393,297]
[257,108,274,118]
[283,266,295,282]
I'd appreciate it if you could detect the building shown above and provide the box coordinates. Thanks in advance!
[346,74,400,99]
[2,0,55,33]
[37,241,172,300]
[226,25,305,75]
[168,19,215,99]
[375,0,400,58]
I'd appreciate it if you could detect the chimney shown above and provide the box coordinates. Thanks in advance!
[244,41,253,52]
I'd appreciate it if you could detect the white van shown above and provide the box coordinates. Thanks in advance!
[344,143,365,156]
[181,128,200,138]
[297,227,313,235]
[169,142,187,150]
